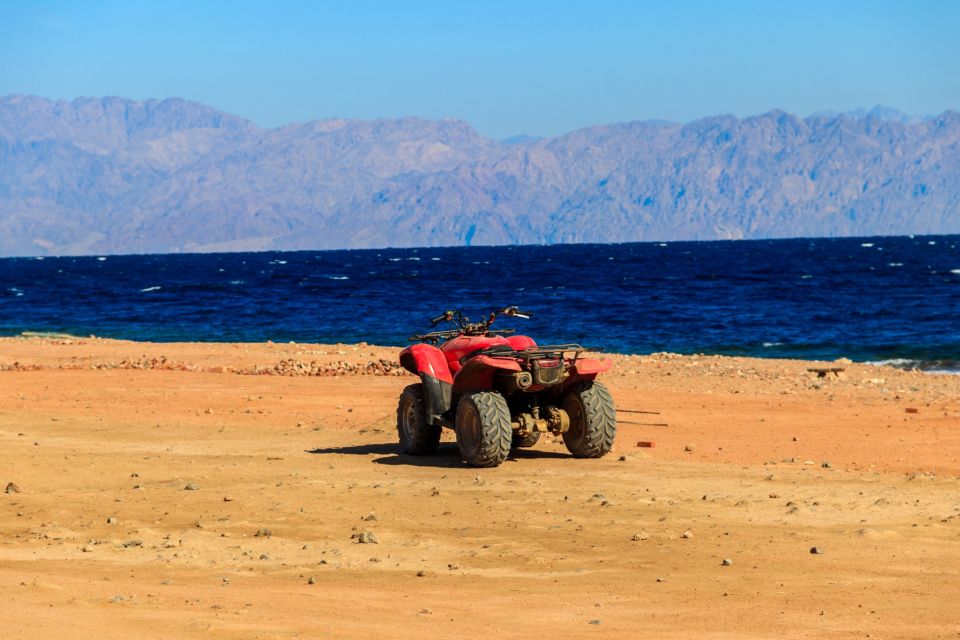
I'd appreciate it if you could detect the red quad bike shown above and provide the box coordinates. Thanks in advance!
[397,307,616,467]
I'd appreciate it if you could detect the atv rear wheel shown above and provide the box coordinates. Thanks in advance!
[397,384,441,455]
[512,430,540,448]
[455,391,512,467]
[561,381,616,458]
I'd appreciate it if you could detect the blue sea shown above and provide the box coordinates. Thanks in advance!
[2,235,959,371]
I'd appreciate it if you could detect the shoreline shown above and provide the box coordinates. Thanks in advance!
[3,331,958,374]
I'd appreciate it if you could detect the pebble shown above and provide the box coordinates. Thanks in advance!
[721,558,733,566]
[255,527,272,537]
[416,570,426,577]
[684,445,695,452]
[617,455,629,462]
[184,483,200,491]
[810,546,824,554]
[82,545,93,553]
[588,620,601,625]
[259,553,270,560]
[106,516,118,524]
[631,532,649,541]
[5,482,21,494]
[681,530,693,539]
[821,461,832,468]
[111,595,124,603]
[418,608,433,615]
[362,514,377,521]
[223,496,234,502]
[307,576,315,585]
[122,539,143,548]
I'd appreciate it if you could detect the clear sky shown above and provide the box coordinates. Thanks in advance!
[1,0,957,138]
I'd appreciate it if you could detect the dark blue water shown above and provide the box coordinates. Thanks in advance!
[2,236,959,370]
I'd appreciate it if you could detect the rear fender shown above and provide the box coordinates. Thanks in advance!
[506,335,536,350]
[566,357,613,384]
[453,355,521,394]
[400,344,453,424]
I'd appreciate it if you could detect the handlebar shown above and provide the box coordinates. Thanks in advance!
[412,306,532,342]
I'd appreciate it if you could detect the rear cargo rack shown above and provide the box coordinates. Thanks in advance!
[463,343,595,365]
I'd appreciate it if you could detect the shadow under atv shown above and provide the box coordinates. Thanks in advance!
[306,442,570,467]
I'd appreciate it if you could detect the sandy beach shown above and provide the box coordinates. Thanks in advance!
[1,335,958,639]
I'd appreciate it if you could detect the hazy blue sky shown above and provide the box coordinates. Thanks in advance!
[1,0,957,138]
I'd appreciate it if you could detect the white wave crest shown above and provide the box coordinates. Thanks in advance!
[140,286,162,292]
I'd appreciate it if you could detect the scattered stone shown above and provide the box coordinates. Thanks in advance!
[81,545,93,553]
[721,558,733,566]
[362,513,377,521]
[821,461,832,468]
[810,546,824,554]
[684,445,695,452]
[631,532,649,541]
[106,516,118,524]
[418,608,433,615]
[254,527,272,538]
[259,553,270,560]
[681,530,693,539]
[905,407,919,414]
[430,488,441,497]
[307,576,315,585]
[636,441,656,448]
[416,570,426,577]
[184,483,200,491]
[111,595,124,603]
[5,482,22,494]
[768,493,780,499]
[352,531,378,544]
[130,472,139,478]
[122,539,143,548]
[617,455,629,462]
[588,619,601,625]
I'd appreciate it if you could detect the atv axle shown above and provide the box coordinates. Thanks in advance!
[512,405,570,435]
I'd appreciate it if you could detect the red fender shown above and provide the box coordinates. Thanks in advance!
[399,344,454,424]
[571,357,613,376]
[566,357,613,384]
[506,335,536,350]
[399,343,453,384]
[454,355,521,394]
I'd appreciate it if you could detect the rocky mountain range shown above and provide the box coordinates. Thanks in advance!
[1,95,958,256]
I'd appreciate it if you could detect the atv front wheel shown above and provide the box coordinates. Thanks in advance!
[455,391,512,467]
[397,384,441,455]
[512,430,540,449]
[561,381,616,458]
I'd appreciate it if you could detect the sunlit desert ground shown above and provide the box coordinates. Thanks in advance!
[2,336,958,639]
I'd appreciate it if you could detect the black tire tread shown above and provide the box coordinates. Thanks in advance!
[456,391,512,467]
[397,383,441,455]
[562,380,617,458]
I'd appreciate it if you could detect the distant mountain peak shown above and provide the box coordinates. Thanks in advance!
[0,95,958,256]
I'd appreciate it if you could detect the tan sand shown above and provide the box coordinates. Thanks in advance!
[1,336,958,639]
